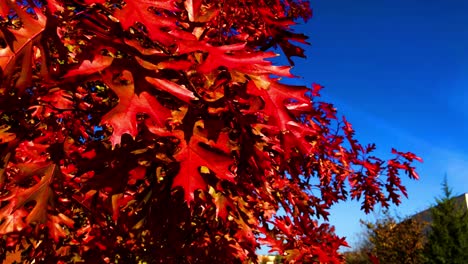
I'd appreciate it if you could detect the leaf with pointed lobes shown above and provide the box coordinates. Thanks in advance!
[391,148,423,163]
[247,80,310,130]
[232,210,257,246]
[208,186,233,221]
[259,233,284,254]
[111,0,179,43]
[146,77,197,103]
[311,83,323,97]
[0,164,56,235]
[264,23,310,65]
[199,44,294,78]
[0,125,16,143]
[100,70,171,147]
[172,121,235,203]
[63,54,113,78]
[0,3,46,90]
[30,88,74,118]
[278,34,308,65]
[274,216,294,238]
[47,213,74,242]
[282,121,318,159]
[0,209,28,234]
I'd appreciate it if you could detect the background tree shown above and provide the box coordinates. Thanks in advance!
[356,211,427,264]
[424,178,468,264]
[0,0,421,263]
[343,249,372,264]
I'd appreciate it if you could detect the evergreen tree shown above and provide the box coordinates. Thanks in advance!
[424,177,468,263]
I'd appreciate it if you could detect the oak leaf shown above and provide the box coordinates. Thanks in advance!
[113,0,178,43]
[146,76,197,103]
[172,122,235,203]
[247,81,310,130]
[0,4,46,90]
[63,54,113,78]
[101,70,171,146]
[0,164,56,234]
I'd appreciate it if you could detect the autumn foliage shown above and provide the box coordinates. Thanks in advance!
[0,0,421,263]
[358,212,427,264]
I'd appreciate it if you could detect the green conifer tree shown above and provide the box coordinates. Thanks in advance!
[424,177,468,264]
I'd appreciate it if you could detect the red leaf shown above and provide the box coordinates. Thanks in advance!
[48,213,74,242]
[0,1,10,17]
[0,125,16,143]
[30,88,74,118]
[0,164,56,234]
[283,121,317,158]
[199,45,293,78]
[113,0,179,43]
[0,4,46,90]
[84,0,106,4]
[172,122,235,203]
[0,209,28,234]
[63,54,113,78]
[128,166,146,185]
[247,81,310,130]
[368,253,380,264]
[111,194,133,223]
[101,70,171,147]
[391,148,423,163]
[208,187,233,221]
[146,77,197,103]
[0,0,422,261]
[312,83,323,97]
[184,0,202,22]
[45,0,64,13]
[275,216,294,237]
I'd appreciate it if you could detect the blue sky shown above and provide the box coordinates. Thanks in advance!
[289,0,468,249]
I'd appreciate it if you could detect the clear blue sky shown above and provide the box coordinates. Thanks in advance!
[289,0,468,249]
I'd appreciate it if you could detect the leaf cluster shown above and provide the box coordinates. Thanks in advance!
[0,0,421,263]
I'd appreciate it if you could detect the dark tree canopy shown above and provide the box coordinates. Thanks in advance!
[0,1,421,263]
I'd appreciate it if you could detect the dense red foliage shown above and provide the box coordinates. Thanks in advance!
[0,0,421,263]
